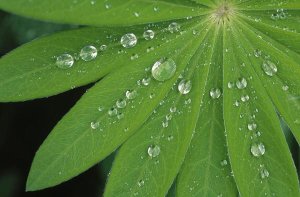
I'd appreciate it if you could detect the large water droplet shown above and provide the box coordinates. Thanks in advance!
[151,58,176,82]
[210,88,222,99]
[236,77,248,89]
[147,145,161,158]
[56,54,74,69]
[80,45,98,61]
[143,30,155,40]
[178,80,192,95]
[120,33,137,48]
[262,60,278,76]
[250,142,265,157]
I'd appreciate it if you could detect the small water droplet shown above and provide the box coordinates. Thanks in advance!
[142,77,151,86]
[99,44,107,51]
[262,60,278,76]
[126,90,137,100]
[116,99,126,108]
[148,145,161,158]
[254,49,262,57]
[220,160,228,166]
[143,30,155,40]
[228,82,235,89]
[108,107,118,116]
[90,121,100,129]
[241,95,250,102]
[236,77,248,89]
[168,22,181,33]
[151,58,176,82]
[260,167,270,179]
[120,33,137,48]
[137,180,145,187]
[56,54,74,69]
[178,80,192,95]
[80,45,98,61]
[210,88,222,99]
[282,85,289,91]
[251,142,265,157]
[248,123,257,131]
[170,107,177,113]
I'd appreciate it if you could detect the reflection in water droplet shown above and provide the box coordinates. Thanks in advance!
[56,54,74,69]
[151,58,176,82]
[236,78,248,89]
[148,145,161,158]
[80,45,98,61]
[251,142,265,157]
[262,60,278,76]
[178,80,192,95]
[210,88,222,99]
[120,33,137,48]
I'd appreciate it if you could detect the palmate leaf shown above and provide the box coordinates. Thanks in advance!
[0,0,299,196]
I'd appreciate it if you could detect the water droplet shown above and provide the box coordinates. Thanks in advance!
[167,135,174,141]
[236,77,248,89]
[241,95,250,102]
[162,120,169,128]
[56,54,74,69]
[137,180,145,187]
[282,85,289,91]
[80,45,98,61]
[210,88,222,99]
[117,113,124,120]
[170,107,177,113]
[99,44,107,51]
[120,33,137,48]
[251,142,265,157]
[178,80,192,95]
[90,121,100,129]
[248,123,257,131]
[143,30,155,40]
[260,167,270,179]
[228,81,235,89]
[168,22,181,33]
[262,60,278,76]
[126,90,137,100]
[254,49,262,57]
[98,106,104,112]
[142,77,151,86]
[108,107,118,116]
[151,58,176,82]
[220,160,228,166]
[147,145,161,158]
[116,99,126,108]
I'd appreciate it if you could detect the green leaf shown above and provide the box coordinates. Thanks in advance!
[104,23,216,197]
[25,17,208,191]
[223,18,299,196]
[0,0,208,26]
[176,26,238,197]
[0,0,299,196]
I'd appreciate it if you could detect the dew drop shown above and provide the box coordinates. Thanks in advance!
[251,142,265,157]
[170,107,177,113]
[120,33,137,48]
[228,81,235,89]
[90,121,100,129]
[260,167,270,179]
[126,90,138,100]
[137,180,145,187]
[168,22,181,33]
[143,30,155,40]
[254,49,262,57]
[151,58,176,82]
[178,80,192,95]
[262,60,278,76]
[241,95,250,102]
[56,54,74,69]
[236,77,248,89]
[147,145,161,158]
[99,44,107,51]
[80,45,98,61]
[142,77,151,86]
[210,88,222,99]
[117,113,124,120]
[247,123,257,131]
[220,160,228,166]
[108,107,118,116]
[116,99,126,108]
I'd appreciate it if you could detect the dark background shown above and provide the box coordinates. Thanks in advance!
[0,10,299,197]
[0,11,114,197]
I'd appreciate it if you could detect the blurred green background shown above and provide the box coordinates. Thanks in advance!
[0,10,298,197]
